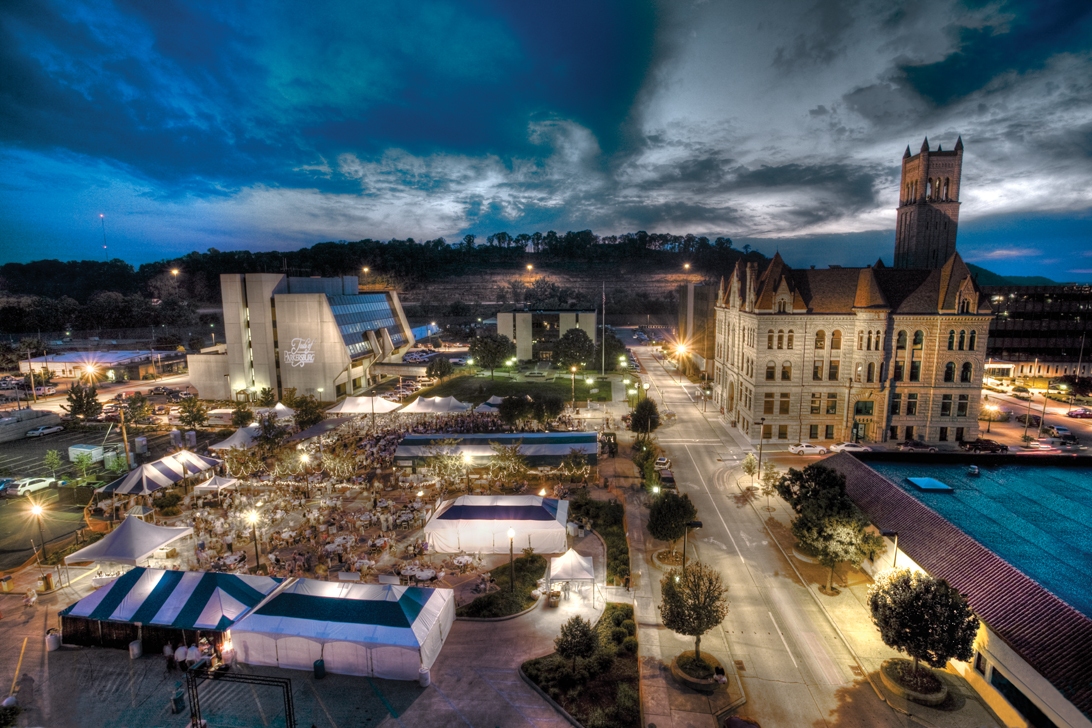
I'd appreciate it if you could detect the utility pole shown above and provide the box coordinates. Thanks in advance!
[119,407,133,472]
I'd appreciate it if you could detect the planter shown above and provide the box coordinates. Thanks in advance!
[650,549,683,571]
[670,653,725,693]
[791,545,819,564]
[879,659,948,706]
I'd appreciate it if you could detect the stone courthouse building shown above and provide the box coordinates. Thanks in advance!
[712,138,994,446]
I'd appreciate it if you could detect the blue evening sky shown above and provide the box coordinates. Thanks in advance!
[1,0,1090,280]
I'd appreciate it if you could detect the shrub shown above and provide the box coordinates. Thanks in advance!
[611,611,625,627]
[615,603,633,620]
[584,708,611,728]
[621,619,636,635]
[615,682,640,723]
[591,647,615,675]
[161,506,182,517]
[622,636,638,653]
[156,492,183,510]
[610,627,628,644]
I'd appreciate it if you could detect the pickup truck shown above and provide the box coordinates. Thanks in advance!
[898,440,938,453]
[959,438,1009,453]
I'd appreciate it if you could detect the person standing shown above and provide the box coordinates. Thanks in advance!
[174,643,188,669]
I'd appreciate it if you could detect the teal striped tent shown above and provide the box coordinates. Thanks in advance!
[393,431,598,468]
[59,567,281,651]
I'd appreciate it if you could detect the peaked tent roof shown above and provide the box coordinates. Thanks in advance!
[64,516,193,565]
[254,402,296,419]
[399,396,471,413]
[550,549,594,582]
[98,450,221,495]
[193,475,238,494]
[326,396,402,415]
[209,425,259,451]
[60,567,281,631]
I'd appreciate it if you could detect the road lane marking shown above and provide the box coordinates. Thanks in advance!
[683,444,745,564]
[768,611,798,669]
[802,630,844,685]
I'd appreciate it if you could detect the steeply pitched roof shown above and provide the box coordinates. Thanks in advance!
[854,267,890,309]
[824,454,1092,720]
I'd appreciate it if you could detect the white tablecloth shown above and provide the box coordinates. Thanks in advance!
[454,556,473,566]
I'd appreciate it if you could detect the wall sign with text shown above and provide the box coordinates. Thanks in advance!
[284,338,316,368]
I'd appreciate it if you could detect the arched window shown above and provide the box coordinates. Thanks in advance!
[858,331,864,350]
[781,362,792,381]
[767,330,774,349]
[969,330,977,351]
[943,178,950,200]
[875,331,882,350]
[959,298,970,313]
[961,362,973,383]
[958,330,966,350]
[765,361,775,381]
[867,362,875,382]
[777,330,784,349]
[896,331,907,350]
[867,331,873,351]
[944,362,955,382]
[855,363,863,382]
[787,330,794,349]
[913,330,924,350]
[947,330,955,350]
[830,330,842,350]
[815,331,826,350]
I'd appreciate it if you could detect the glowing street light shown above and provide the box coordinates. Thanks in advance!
[985,404,999,433]
[526,264,533,272]
[246,510,261,571]
[171,269,179,276]
[507,527,516,592]
[570,366,578,406]
[31,503,47,558]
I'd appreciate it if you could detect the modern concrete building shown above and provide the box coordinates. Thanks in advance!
[677,282,717,379]
[496,309,597,362]
[188,274,414,403]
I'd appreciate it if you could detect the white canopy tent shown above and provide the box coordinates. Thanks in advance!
[229,580,455,680]
[209,425,259,451]
[65,516,193,565]
[193,475,238,494]
[326,396,402,415]
[548,548,600,607]
[423,495,569,554]
[399,396,470,414]
[253,402,295,421]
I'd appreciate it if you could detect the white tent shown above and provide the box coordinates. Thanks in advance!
[209,425,259,451]
[548,549,599,607]
[473,403,498,413]
[485,395,505,405]
[326,396,402,415]
[230,580,455,680]
[254,402,295,420]
[65,516,193,565]
[399,396,470,414]
[424,495,569,554]
[193,475,238,494]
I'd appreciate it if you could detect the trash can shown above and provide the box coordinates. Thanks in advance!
[0,575,12,593]
[129,640,143,660]
[45,629,61,652]
[313,659,325,679]
[169,682,185,714]
[418,667,430,687]
[37,573,54,592]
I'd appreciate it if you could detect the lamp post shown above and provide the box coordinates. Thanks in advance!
[247,510,260,573]
[880,529,899,568]
[31,503,47,559]
[570,366,577,407]
[757,417,766,472]
[507,527,515,592]
[642,382,650,401]
[985,404,998,433]
[682,520,702,572]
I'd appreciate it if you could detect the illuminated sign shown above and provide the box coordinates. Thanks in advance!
[284,338,316,368]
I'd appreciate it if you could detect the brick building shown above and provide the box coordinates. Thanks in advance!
[895,136,963,269]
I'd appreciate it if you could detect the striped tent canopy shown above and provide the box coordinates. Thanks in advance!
[60,567,282,632]
[394,432,598,468]
[98,450,220,495]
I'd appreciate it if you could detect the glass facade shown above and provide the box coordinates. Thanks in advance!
[327,294,401,359]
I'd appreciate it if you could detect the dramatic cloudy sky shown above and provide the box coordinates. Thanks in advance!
[2,0,1091,279]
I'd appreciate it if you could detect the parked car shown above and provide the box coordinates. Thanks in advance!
[1046,425,1072,438]
[150,386,175,395]
[898,440,938,453]
[25,425,64,438]
[654,456,671,469]
[177,391,195,399]
[1065,408,1092,419]
[1015,413,1041,426]
[788,442,828,455]
[959,438,1009,453]
[0,478,16,496]
[657,470,677,492]
[33,386,57,396]
[10,477,56,496]
[829,442,872,453]
[153,404,170,415]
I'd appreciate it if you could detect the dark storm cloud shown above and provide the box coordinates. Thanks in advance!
[771,0,859,72]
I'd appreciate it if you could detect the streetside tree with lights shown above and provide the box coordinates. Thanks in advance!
[468,332,516,381]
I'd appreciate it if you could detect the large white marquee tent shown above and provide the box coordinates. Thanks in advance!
[399,396,470,414]
[209,425,259,451]
[229,580,455,680]
[65,516,193,565]
[326,396,402,415]
[423,495,569,554]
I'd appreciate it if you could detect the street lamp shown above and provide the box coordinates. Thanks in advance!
[317,387,324,402]
[682,520,702,571]
[642,382,650,401]
[570,366,578,406]
[247,510,261,572]
[526,264,533,272]
[985,404,998,433]
[757,417,766,472]
[31,503,47,559]
[508,527,516,592]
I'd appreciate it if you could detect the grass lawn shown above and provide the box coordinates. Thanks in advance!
[455,552,547,618]
[421,373,611,405]
[522,602,640,728]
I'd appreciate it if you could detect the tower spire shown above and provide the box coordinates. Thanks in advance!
[904,145,911,159]
[920,137,930,153]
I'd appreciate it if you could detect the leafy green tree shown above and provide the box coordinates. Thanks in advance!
[1055,374,1092,398]
[188,336,205,351]
[554,615,599,671]
[73,451,95,482]
[293,395,325,430]
[63,383,102,419]
[231,402,254,428]
[178,397,209,429]
[740,452,758,488]
[659,562,730,661]
[531,394,565,425]
[647,491,698,554]
[497,396,532,425]
[760,460,780,511]
[124,392,151,421]
[775,463,848,515]
[424,438,465,490]
[792,502,884,591]
[468,332,515,380]
[553,328,595,370]
[426,356,454,383]
[558,447,589,481]
[280,387,300,408]
[594,331,628,371]
[868,569,978,679]
[631,398,660,439]
[43,450,63,479]
[253,413,288,457]
[256,387,277,407]
[489,442,528,483]
[106,454,130,477]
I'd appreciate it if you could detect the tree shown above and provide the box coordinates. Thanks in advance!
[647,491,698,554]
[554,615,599,671]
[293,395,325,430]
[188,336,205,351]
[659,562,730,661]
[256,387,277,407]
[178,397,209,429]
[531,394,565,425]
[868,568,978,679]
[280,387,300,408]
[759,460,780,511]
[43,450,62,479]
[740,452,758,488]
[124,392,151,422]
[426,356,454,383]
[424,438,465,489]
[222,446,261,478]
[775,463,847,515]
[554,328,595,370]
[63,383,102,419]
[253,412,289,457]
[1055,374,1092,398]
[558,447,589,482]
[594,331,627,371]
[631,398,660,439]
[489,442,528,483]
[231,402,254,428]
[792,502,885,591]
[468,332,515,380]
[73,451,95,482]
[497,396,532,425]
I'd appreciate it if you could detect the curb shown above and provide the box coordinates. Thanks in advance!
[456,564,548,622]
[518,665,584,728]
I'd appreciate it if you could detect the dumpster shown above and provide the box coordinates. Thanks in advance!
[313,659,325,679]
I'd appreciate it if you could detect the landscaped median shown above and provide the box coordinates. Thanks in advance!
[455,551,547,619]
[569,492,629,586]
[522,602,640,728]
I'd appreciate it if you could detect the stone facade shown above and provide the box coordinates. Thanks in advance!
[712,252,992,446]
